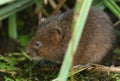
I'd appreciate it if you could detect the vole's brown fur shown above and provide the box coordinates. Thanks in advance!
[27,8,114,65]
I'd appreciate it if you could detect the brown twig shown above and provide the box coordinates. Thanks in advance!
[43,0,48,5]
[88,64,120,74]
[49,0,57,9]
[71,64,120,76]
[49,0,69,13]
[63,4,70,10]
[114,20,120,27]
[52,0,66,15]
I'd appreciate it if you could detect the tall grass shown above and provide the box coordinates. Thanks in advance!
[53,0,93,81]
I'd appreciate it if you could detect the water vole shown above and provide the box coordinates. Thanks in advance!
[26,8,114,65]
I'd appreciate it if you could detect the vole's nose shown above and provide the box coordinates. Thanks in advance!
[26,48,38,57]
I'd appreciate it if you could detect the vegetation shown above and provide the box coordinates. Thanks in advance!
[0,0,120,81]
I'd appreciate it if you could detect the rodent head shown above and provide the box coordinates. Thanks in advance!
[26,24,64,62]
[27,10,72,63]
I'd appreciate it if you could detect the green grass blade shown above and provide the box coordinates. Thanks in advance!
[0,0,32,15]
[103,0,120,19]
[92,0,105,9]
[53,0,93,81]
[0,0,34,20]
[0,0,15,5]
[8,14,17,39]
[108,0,120,13]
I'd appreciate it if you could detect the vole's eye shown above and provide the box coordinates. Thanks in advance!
[34,41,42,48]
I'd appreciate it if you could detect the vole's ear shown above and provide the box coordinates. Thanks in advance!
[50,27,62,44]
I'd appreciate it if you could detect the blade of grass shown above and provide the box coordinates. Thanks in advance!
[92,0,105,9]
[0,0,32,15]
[0,0,15,5]
[103,0,120,19]
[0,0,34,20]
[8,14,17,39]
[108,0,120,13]
[53,0,93,81]
[22,51,32,61]
[26,60,39,72]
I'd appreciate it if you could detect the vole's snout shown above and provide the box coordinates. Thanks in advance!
[26,48,42,60]
[26,48,38,57]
